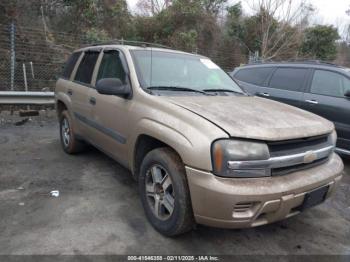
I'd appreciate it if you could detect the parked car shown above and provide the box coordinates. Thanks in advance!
[231,62,350,156]
[55,45,343,236]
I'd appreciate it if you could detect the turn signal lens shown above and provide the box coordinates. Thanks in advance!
[213,143,224,173]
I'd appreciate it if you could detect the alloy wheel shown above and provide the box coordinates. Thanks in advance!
[61,117,70,147]
[145,165,175,220]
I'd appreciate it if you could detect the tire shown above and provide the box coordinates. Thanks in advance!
[139,147,194,236]
[59,110,86,154]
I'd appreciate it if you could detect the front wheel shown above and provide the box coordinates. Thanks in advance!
[139,147,194,236]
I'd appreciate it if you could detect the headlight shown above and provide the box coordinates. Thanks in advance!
[212,139,270,178]
[330,130,337,147]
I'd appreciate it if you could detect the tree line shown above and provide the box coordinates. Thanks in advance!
[0,0,347,69]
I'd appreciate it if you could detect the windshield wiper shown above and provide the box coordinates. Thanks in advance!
[146,86,216,96]
[203,88,246,95]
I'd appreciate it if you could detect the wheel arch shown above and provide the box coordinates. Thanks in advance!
[132,134,186,181]
[56,99,68,118]
[55,91,73,118]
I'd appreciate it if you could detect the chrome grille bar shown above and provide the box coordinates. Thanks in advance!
[228,146,334,170]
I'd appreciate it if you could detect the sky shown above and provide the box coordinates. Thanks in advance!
[306,0,350,32]
[126,0,350,33]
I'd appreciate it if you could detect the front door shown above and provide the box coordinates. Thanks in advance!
[87,50,132,166]
[262,67,310,108]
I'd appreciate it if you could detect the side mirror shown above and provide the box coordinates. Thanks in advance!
[345,90,350,98]
[96,78,131,98]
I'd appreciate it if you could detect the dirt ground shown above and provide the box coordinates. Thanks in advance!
[0,111,349,255]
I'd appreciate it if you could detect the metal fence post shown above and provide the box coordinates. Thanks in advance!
[30,62,35,79]
[23,63,30,110]
[10,22,15,91]
[23,63,28,92]
[40,5,48,41]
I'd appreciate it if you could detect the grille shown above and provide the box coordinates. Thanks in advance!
[268,134,329,157]
[271,157,329,176]
[268,134,332,176]
[233,202,254,213]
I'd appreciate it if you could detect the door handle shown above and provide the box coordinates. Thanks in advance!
[305,99,318,105]
[67,89,73,96]
[89,97,96,105]
[258,92,270,97]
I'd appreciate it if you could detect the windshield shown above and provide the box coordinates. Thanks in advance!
[131,50,243,93]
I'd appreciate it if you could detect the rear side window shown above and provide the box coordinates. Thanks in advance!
[343,76,350,94]
[310,70,348,97]
[97,50,126,83]
[269,68,307,92]
[62,52,81,79]
[74,51,99,85]
[234,67,273,85]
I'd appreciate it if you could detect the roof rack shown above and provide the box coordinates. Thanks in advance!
[87,39,171,49]
[248,59,341,68]
[286,59,340,67]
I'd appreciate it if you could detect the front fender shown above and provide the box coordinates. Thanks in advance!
[128,117,223,173]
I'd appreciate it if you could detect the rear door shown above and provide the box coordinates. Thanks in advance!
[263,67,310,108]
[87,49,132,167]
[71,50,100,136]
[303,69,350,150]
[56,51,81,108]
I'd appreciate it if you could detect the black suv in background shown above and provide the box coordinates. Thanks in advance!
[231,62,350,155]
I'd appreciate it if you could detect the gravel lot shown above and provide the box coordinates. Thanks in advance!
[0,111,349,255]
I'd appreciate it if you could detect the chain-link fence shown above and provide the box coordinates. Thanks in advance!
[0,23,250,92]
[0,23,84,92]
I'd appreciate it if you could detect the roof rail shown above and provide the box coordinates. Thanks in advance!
[285,59,340,67]
[87,39,171,49]
[248,59,341,67]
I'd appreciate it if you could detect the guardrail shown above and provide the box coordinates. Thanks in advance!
[0,91,55,105]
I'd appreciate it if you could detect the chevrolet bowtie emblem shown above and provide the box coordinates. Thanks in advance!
[303,151,317,164]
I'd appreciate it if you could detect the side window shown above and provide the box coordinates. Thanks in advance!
[62,52,81,79]
[310,70,346,97]
[234,67,273,86]
[97,50,126,83]
[342,76,350,94]
[74,51,99,85]
[269,68,307,92]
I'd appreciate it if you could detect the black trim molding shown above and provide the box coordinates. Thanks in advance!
[74,112,126,144]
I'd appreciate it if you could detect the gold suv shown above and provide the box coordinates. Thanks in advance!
[55,44,344,236]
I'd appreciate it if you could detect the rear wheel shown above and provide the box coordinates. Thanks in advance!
[139,147,194,236]
[59,110,86,154]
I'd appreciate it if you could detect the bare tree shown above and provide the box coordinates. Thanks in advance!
[345,5,350,43]
[136,0,172,15]
[246,0,314,60]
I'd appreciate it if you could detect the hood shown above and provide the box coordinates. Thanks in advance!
[164,96,334,141]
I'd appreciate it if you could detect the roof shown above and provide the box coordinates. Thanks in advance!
[74,44,204,58]
[236,61,350,74]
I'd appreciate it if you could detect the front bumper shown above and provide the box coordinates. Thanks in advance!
[186,153,344,228]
